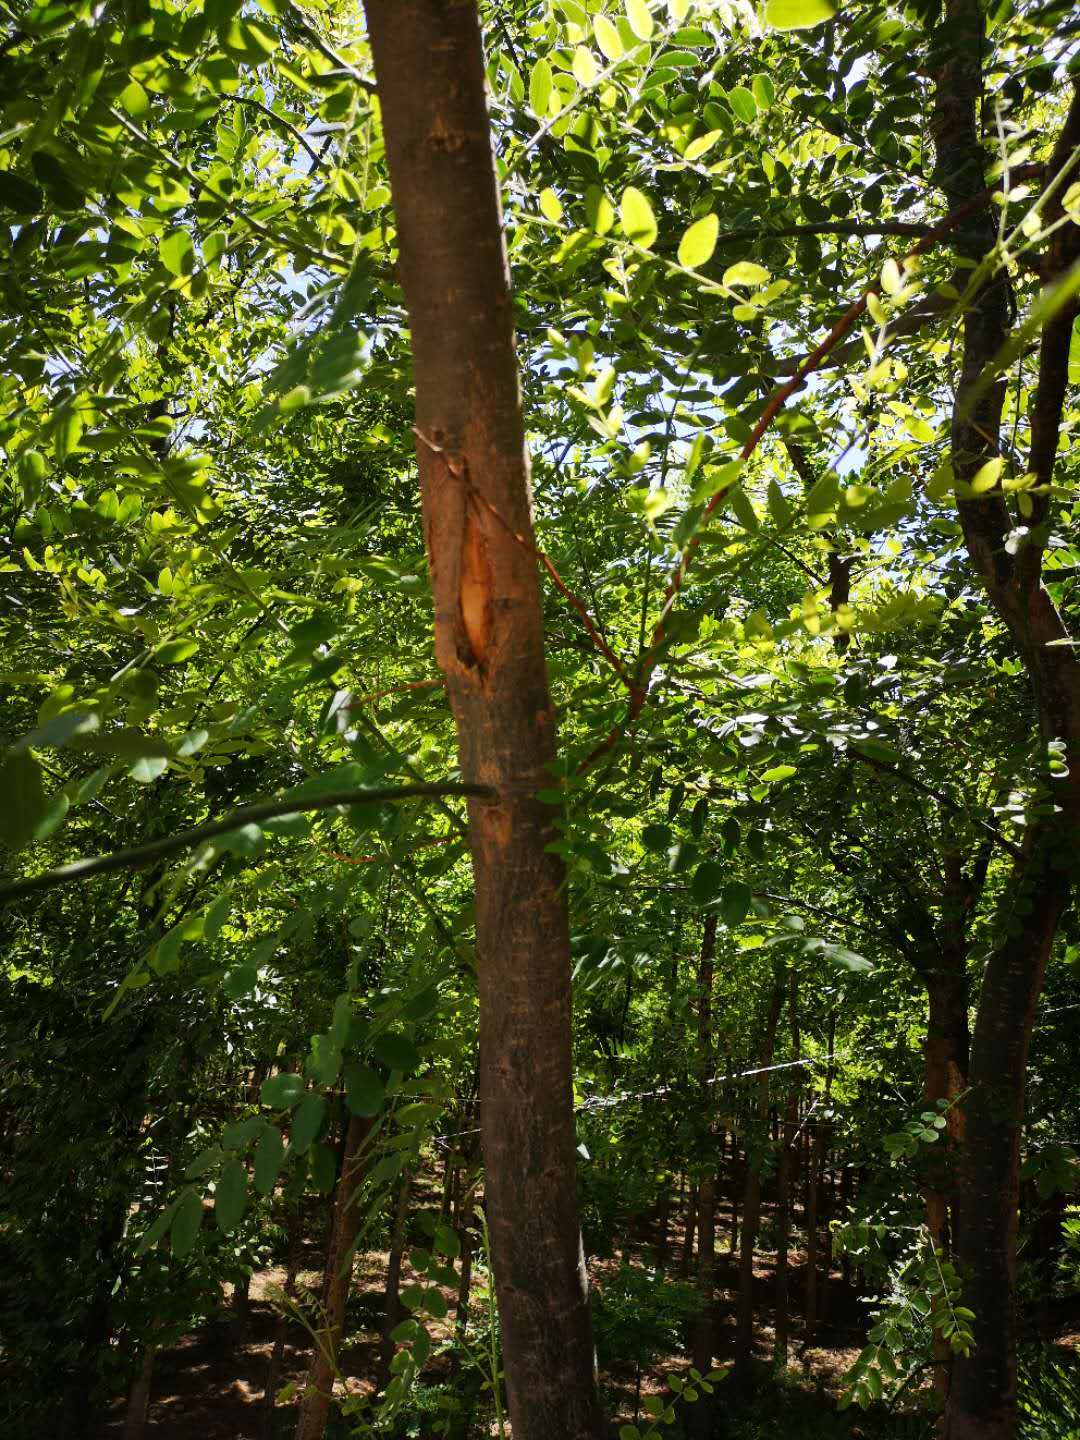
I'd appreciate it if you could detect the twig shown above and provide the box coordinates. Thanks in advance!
[578,162,1047,772]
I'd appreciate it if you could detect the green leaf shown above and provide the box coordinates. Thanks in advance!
[751,73,776,108]
[136,1197,180,1255]
[719,881,753,928]
[261,1072,305,1109]
[529,58,553,118]
[12,707,98,753]
[760,764,796,782]
[723,260,769,288]
[156,638,199,664]
[117,80,150,117]
[307,1033,342,1088]
[691,860,724,906]
[345,1061,385,1117]
[185,1146,222,1180]
[626,0,654,39]
[0,750,47,850]
[160,229,195,278]
[222,1116,266,1150]
[17,449,45,503]
[215,1159,247,1233]
[678,213,719,267]
[374,1032,421,1073]
[203,892,232,941]
[253,1126,285,1195]
[727,86,757,123]
[289,1094,326,1155]
[594,15,624,58]
[129,755,168,784]
[170,1188,203,1257]
[221,18,279,64]
[222,964,258,999]
[310,1141,337,1194]
[0,170,44,214]
[434,1223,461,1259]
[764,0,837,29]
[620,186,658,249]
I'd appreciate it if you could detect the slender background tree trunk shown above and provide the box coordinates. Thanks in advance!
[734,971,785,1386]
[294,1114,372,1440]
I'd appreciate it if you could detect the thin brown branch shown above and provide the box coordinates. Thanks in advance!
[578,164,1047,773]
[1019,80,1080,592]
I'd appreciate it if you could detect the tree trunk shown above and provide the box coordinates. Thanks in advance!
[680,1184,699,1279]
[734,971,785,1385]
[689,913,718,1379]
[293,1114,372,1440]
[804,1010,835,1342]
[376,1167,413,1391]
[231,1271,251,1346]
[264,1205,302,1440]
[929,16,1080,1434]
[360,7,603,1436]
[655,1186,670,1272]
[944,885,1069,1440]
[774,972,800,1368]
[922,937,970,1420]
[123,1342,156,1440]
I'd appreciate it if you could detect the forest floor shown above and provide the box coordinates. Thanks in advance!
[92,1207,1080,1440]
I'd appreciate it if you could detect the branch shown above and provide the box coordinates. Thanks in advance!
[234,97,328,172]
[579,169,1042,772]
[1019,79,1080,592]
[0,783,495,904]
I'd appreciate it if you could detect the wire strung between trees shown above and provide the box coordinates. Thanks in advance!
[432,1052,845,1148]
[0,782,495,905]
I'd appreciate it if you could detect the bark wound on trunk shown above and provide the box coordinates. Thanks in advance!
[360,6,603,1437]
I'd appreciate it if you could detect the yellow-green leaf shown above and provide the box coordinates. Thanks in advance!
[161,229,195,278]
[573,46,597,86]
[684,130,723,163]
[970,457,1004,493]
[880,258,902,295]
[678,213,719,267]
[620,186,657,248]
[765,0,837,28]
[585,185,615,235]
[903,415,937,444]
[723,260,769,288]
[529,58,553,118]
[594,14,624,59]
[626,0,654,39]
[539,187,563,222]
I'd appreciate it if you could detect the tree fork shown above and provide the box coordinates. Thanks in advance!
[359,4,604,1436]
[929,11,1080,1435]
